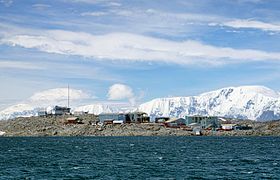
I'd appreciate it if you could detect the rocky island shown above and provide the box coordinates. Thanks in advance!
[0,115,280,137]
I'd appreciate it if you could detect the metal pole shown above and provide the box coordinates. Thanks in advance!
[68,84,70,108]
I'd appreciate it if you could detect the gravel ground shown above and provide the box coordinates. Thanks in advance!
[0,115,280,136]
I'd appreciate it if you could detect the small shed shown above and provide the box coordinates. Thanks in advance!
[53,106,71,116]
[113,120,124,124]
[37,110,47,117]
[221,124,237,130]
[189,123,200,128]
[185,116,220,129]
[193,127,202,136]
[98,112,150,124]
[127,112,150,123]
[98,113,125,123]
[103,119,114,125]
[155,117,170,123]
[234,125,253,130]
[65,117,83,124]
[164,118,186,128]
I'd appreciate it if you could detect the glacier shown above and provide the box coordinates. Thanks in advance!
[1,85,280,121]
[0,104,116,121]
[137,86,280,121]
[73,104,117,115]
[0,88,92,120]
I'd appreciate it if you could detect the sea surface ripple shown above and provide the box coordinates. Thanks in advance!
[0,136,280,179]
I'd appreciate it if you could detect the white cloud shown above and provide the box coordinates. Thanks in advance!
[0,88,95,117]
[223,19,280,32]
[29,88,91,102]
[142,9,223,22]
[81,11,108,16]
[0,60,44,70]
[32,4,51,10]
[0,87,93,110]
[0,103,34,114]
[0,0,13,7]
[1,30,280,66]
[106,8,280,33]
[107,84,135,105]
[27,87,95,108]
[68,0,99,3]
[102,8,223,24]
[68,0,121,7]
[78,7,280,34]
[108,2,121,7]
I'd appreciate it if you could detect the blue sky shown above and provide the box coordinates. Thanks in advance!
[0,0,280,109]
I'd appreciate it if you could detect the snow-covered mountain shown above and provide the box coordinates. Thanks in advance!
[0,103,118,121]
[138,86,280,121]
[0,103,39,120]
[0,88,92,120]
[73,104,117,114]
[0,88,128,120]
[1,85,280,121]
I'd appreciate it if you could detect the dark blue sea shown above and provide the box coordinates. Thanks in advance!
[1,136,280,179]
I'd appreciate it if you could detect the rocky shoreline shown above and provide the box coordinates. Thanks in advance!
[0,115,280,137]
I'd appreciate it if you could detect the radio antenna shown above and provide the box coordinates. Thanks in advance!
[67,84,70,108]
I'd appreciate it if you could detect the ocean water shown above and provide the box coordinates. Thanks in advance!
[0,137,280,179]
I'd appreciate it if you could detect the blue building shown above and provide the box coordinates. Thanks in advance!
[98,113,126,124]
[164,118,186,128]
[98,112,150,124]
[37,110,47,117]
[52,106,71,116]
[185,116,220,129]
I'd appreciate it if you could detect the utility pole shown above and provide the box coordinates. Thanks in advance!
[67,84,70,108]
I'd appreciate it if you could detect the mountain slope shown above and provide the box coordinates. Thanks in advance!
[0,88,92,120]
[138,86,280,121]
[1,85,280,121]
[0,103,118,121]
[73,104,117,114]
[0,104,38,120]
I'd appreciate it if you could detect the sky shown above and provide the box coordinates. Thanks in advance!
[0,0,280,109]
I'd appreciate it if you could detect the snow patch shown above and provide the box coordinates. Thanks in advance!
[138,86,280,121]
[1,85,280,121]
[74,104,118,115]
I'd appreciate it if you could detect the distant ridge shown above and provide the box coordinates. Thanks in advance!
[73,104,117,115]
[137,86,280,121]
[1,85,280,121]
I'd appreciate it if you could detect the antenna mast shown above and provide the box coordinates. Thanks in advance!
[67,84,70,108]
